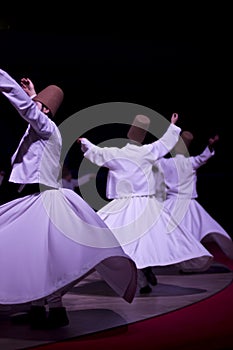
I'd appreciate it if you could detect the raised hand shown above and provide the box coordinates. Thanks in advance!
[208,134,219,151]
[20,78,36,97]
[171,113,178,124]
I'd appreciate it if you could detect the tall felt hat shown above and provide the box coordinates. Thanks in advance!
[33,85,64,117]
[174,130,194,154]
[127,114,151,144]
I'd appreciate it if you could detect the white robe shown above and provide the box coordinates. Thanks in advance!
[0,68,137,304]
[158,147,233,259]
[80,127,213,272]
[0,189,137,304]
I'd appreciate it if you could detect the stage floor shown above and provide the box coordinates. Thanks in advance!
[0,261,232,350]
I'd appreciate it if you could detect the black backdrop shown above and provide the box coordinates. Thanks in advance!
[0,9,232,234]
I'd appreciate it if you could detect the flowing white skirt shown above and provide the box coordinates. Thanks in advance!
[98,195,213,271]
[0,188,137,304]
[164,197,233,259]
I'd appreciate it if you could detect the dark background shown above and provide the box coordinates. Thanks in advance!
[0,7,232,233]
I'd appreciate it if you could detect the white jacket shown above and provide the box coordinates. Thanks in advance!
[158,146,215,199]
[80,123,181,199]
[0,69,62,188]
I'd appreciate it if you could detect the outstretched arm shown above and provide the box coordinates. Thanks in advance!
[0,68,55,137]
[192,134,219,169]
[150,112,181,159]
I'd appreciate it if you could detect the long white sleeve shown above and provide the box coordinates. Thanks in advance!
[191,146,215,170]
[0,68,55,138]
[150,123,181,159]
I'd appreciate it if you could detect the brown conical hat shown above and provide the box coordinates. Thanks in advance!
[33,85,64,117]
[127,114,151,144]
[174,130,194,155]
